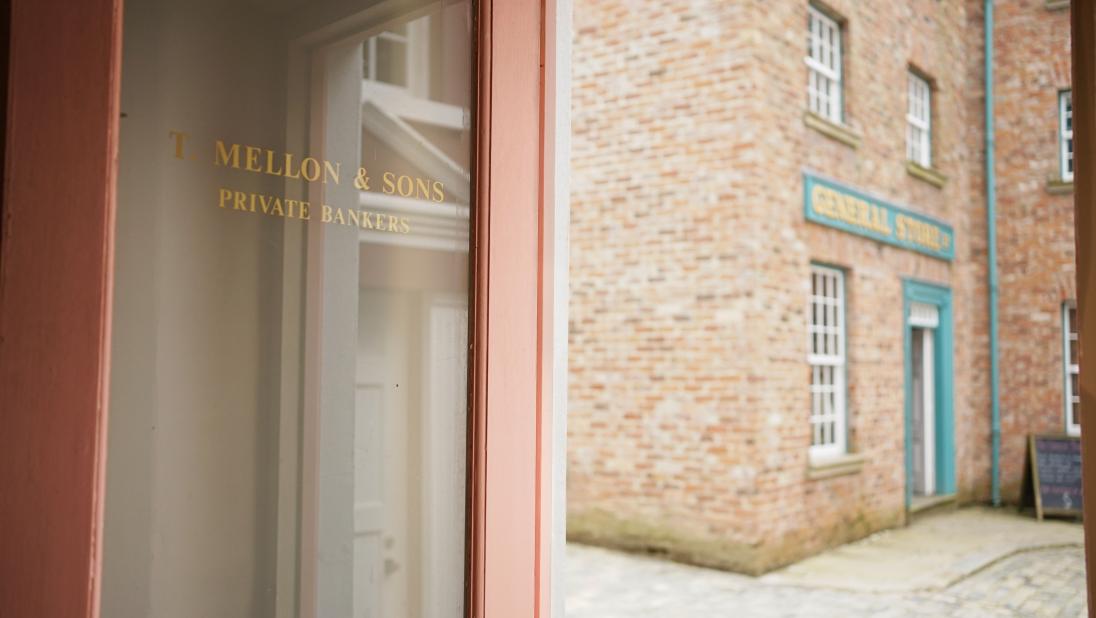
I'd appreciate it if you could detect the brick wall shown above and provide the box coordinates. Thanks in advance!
[569,0,1060,573]
[569,1,775,572]
[993,0,1075,502]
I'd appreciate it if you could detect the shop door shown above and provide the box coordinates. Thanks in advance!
[100,2,475,616]
[911,327,936,496]
[909,302,940,499]
[0,0,554,615]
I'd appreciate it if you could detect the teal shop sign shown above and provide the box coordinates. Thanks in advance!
[803,172,955,261]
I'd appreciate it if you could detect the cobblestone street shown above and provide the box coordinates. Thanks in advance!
[566,509,1086,617]
[566,545,1085,617]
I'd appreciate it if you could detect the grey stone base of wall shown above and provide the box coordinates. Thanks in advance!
[567,507,906,576]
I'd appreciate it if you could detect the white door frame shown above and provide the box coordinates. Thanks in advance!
[909,302,940,497]
[920,329,936,496]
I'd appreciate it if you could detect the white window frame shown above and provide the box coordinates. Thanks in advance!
[806,6,843,124]
[907,72,932,167]
[1060,90,1074,182]
[363,16,431,97]
[808,265,847,460]
[365,29,409,86]
[1065,303,1080,436]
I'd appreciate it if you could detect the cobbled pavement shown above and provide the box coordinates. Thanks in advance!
[565,544,1086,617]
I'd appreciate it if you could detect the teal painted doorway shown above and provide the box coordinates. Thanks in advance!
[903,280,956,508]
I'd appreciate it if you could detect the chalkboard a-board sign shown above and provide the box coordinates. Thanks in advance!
[1021,434,1082,520]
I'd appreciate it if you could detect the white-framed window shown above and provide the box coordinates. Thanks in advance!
[907,72,932,167]
[363,16,430,96]
[1065,303,1080,436]
[1060,90,1074,182]
[806,6,843,123]
[809,265,847,459]
[364,26,411,87]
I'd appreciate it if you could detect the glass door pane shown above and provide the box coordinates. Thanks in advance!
[103,2,474,616]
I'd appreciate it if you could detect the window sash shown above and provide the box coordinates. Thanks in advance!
[805,56,839,81]
[365,35,409,85]
[1065,304,1080,435]
[807,7,841,73]
[907,125,928,167]
[809,266,847,458]
[1061,90,1074,182]
[806,6,842,123]
[907,73,931,166]
[363,20,424,89]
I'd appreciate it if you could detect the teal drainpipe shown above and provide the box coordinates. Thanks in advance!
[985,0,1002,507]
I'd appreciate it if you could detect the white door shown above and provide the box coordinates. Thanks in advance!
[353,377,385,618]
[420,298,468,618]
[919,328,936,496]
[353,289,468,618]
[304,4,474,616]
[909,302,939,497]
[355,290,417,618]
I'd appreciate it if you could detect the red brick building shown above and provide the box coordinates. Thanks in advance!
[995,0,1077,502]
[568,0,1073,573]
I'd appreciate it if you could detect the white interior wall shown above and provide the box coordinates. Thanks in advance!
[105,2,291,616]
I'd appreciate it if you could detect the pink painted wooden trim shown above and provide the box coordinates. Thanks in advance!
[0,1,123,617]
[470,0,554,615]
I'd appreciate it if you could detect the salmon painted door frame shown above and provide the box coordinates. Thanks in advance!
[0,1,123,617]
[470,0,558,615]
[0,0,558,616]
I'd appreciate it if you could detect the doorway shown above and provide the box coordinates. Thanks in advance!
[0,0,557,615]
[904,280,955,510]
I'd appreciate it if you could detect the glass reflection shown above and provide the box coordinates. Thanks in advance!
[103,1,473,617]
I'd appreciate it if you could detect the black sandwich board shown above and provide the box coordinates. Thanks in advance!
[1021,434,1082,520]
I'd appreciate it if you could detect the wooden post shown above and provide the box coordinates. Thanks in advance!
[1070,2,1096,614]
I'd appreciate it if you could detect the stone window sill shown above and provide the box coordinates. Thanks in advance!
[1046,0,1069,11]
[907,161,948,188]
[1046,178,1074,194]
[807,452,867,480]
[803,111,862,149]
